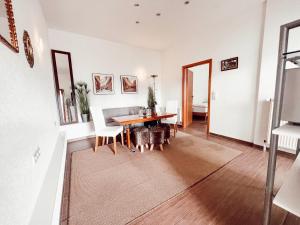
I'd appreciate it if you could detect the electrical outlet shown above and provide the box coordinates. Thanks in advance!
[33,146,41,165]
[212,91,217,100]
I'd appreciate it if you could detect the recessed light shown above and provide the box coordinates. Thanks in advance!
[136,21,140,24]
[156,13,161,16]
[134,3,140,7]
[184,1,190,4]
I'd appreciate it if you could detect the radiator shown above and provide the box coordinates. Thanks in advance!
[278,133,298,152]
[267,100,298,153]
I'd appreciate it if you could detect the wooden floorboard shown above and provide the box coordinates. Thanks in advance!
[128,121,299,225]
[62,120,299,225]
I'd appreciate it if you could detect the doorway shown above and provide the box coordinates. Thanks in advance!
[182,59,212,134]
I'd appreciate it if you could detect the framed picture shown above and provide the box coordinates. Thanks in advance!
[120,75,138,94]
[92,73,114,95]
[221,57,238,71]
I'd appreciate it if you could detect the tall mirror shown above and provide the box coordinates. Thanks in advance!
[51,50,78,125]
[0,0,19,52]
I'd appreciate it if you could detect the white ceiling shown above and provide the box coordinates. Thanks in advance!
[40,0,264,50]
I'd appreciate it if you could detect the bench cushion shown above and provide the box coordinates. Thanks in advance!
[102,106,143,125]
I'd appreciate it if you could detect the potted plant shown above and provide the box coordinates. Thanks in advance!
[147,86,157,115]
[75,82,90,122]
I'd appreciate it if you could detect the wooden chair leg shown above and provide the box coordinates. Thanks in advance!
[121,131,124,146]
[126,127,131,149]
[94,136,99,152]
[106,137,109,145]
[150,144,154,151]
[167,139,170,145]
[145,144,149,149]
[173,124,176,137]
[113,136,117,155]
[159,144,164,151]
[102,136,106,146]
[141,145,144,153]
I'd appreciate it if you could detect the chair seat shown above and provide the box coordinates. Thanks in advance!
[96,126,123,137]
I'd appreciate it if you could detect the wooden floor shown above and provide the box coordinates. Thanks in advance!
[128,121,300,225]
[61,121,300,225]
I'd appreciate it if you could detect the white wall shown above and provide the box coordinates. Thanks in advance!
[48,29,162,109]
[282,68,300,123]
[0,17,10,41]
[253,0,300,146]
[190,65,209,105]
[29,132,67,225]
[48,29,162,139]
[161,2,265,142]
[0,0,59,225]
[1,2,299,224]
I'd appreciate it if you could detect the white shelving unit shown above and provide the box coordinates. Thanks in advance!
[263,19,300,225]
[272,123,300,217]
[273,153,300,217]
[272,124,300,139]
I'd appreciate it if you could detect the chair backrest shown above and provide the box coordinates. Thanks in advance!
[166,100,178,122]
[166,100,178,114]
[90,106,107,133]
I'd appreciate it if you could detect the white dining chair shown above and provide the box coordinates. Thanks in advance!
[161,100,178,137]
[90,106,124,154]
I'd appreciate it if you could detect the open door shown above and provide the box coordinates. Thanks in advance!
[186,69,193,127]
[182,59,212,134]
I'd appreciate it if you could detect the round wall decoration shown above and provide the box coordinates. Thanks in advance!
[23,30,34,68]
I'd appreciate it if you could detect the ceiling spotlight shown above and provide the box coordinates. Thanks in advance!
[134,3,140,7]
[184,1,190,4]
[156,13,161,16]
[136,21,140,24]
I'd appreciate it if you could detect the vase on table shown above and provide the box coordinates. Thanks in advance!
[82,113,89,122]
[146,108,152,117]
[151,107,157,116]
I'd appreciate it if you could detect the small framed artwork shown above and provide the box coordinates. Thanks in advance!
[221,57,238,71]
[120,75,138,94]
[23,30,34,68]
[92,73,114,95]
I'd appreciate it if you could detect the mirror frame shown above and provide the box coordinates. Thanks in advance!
[51,49,78,125]
[0,0,19,53]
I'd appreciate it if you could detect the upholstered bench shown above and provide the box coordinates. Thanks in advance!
[103,106,144,127]
[102,106,144,144]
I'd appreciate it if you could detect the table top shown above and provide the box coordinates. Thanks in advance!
[112,113,177,125]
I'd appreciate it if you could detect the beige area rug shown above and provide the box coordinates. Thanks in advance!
[69,132,242,225]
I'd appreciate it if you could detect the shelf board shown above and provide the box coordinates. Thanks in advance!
[273,153,300,217]
[272,124,300,139]
[283,50,300,56]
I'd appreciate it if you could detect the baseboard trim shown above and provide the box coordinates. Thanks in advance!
[253,143,264,150]
[209,132,261,149]
[29,132,67,225]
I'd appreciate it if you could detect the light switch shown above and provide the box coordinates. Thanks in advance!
[212,91,217,100]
